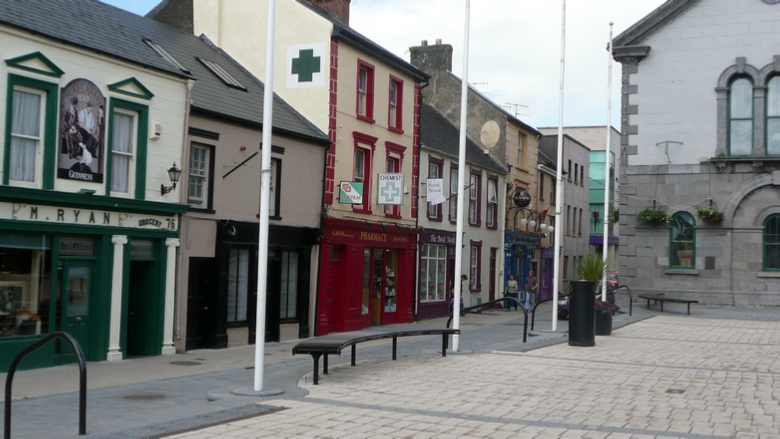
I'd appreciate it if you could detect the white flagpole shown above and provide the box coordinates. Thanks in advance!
[601,22,614,303]
[453,0,471,352]
[551,0,566,332]
[254,0,276,392]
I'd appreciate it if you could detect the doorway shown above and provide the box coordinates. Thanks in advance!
[59,260,93,363]
[126,261,158,356]
[370,254,384,326]
[186,257,218,350]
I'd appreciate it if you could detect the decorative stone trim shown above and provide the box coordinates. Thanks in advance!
[665,269,699,275]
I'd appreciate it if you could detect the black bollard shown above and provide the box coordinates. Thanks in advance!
[568,280,596,347]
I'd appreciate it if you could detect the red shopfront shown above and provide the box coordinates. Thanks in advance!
[317,218,416,335]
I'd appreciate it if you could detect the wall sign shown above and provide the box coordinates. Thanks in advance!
[58,79,106,183]
[513,190,531,208]
[339,181,363,204]
[377,173,404,205]
[2,202,178,231]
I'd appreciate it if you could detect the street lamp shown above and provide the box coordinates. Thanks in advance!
[160,162,182,196]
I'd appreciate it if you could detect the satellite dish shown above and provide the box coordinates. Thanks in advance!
[480,120,500,149]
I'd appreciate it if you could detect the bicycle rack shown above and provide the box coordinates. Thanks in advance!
[4,331,87,438]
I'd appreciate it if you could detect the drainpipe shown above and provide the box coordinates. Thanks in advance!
[312,141,330,336]
[412,79,429,320]
[174,79,195,344]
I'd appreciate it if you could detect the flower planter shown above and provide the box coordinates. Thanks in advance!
[595,311,612,336]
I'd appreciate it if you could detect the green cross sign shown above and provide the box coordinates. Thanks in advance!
[291,49,321,83]
[381,182,401,203]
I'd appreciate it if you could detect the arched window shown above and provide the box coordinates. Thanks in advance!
[729,77,753,156]
[763,214,780,271]
[670,212,695,269]
[767,76,780,155]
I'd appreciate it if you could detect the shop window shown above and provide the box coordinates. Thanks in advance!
[356,59,375,123]
[764,214,780,271]
[767,76,780,155]
[670,212,696,269]
[419,244,446,302]
[4,75,57,189]
[188,143,213,210]
[427,156,442,221]
[330,244,341,261]
[486,176,497,229]
[388,75,403,132]
[449,166,458,222]
[468,170,481,227]
[383,251,398,313]
[469,241,482,290]
[279,251,298,319]
[729,77,754,156]
[227,248,250,323]
[107,98,148,199]
[0,235,52,338]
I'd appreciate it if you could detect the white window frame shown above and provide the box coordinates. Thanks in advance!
[110,108,138,196]
[9,86,46,188]
[420,244,447,302]
[188,143,210,208]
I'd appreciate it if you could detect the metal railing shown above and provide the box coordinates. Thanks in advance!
[612,285,633,316]
[446,297,530,342]
[4,331,87,439]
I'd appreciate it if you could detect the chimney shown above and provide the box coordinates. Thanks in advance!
[409,39,453,73]
[308,0,351,24]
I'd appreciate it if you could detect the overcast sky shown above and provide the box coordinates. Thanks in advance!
[104,0,666,128]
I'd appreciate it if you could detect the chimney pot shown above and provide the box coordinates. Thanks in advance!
[435,39,442,45]
[422,40,428,46]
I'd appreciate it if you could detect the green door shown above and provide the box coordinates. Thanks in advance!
[127,261,157,356]
[61,261,93,362]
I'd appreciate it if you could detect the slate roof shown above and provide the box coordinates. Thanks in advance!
[295,0,429,82]
[445,72,541,138]
[0,0,327,142]
[613,0,699,47]
[421,105,506,174]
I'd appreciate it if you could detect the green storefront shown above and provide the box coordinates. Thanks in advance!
[0,187,187,372]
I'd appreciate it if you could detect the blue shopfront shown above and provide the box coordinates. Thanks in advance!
[503,230,538,302]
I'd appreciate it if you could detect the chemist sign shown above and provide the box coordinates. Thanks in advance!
[339,181,363,204]
[377,173,404,205]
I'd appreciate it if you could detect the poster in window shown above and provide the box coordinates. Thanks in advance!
[58,79,105,183]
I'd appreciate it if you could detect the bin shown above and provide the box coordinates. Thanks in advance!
[568,280,595,347]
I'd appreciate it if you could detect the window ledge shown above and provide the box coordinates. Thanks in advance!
[356,114,375,124]
[388,126,404,134]
[384,214,402,220]
[665,268,699,275]
[188,207,215,214]
[757,272,780,278]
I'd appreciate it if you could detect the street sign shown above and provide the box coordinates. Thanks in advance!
[426,178,445,205]
[377,173,404,205]
[339,181,363,204]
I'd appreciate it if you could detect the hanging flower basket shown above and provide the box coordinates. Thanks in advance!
[637,208,671,227]
[696,207,724,224]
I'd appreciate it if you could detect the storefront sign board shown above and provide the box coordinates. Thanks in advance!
[377,173,404,205]
[0,202,178,231]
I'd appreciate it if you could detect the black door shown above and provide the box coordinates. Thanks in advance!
[127,261,157,357]
[186,257,219,350]
[264,256,282,342]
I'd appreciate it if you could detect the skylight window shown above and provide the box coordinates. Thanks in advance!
[198,58,247,91]
[143,39,190,74]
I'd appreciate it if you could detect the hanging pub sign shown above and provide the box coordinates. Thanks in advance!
[377,173,404,205]
[513,190,532,208]
[338,181,363,204]
[58,79,105,183]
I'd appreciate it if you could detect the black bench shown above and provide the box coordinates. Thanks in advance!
[638,294,699,315]
[292,328,460,385]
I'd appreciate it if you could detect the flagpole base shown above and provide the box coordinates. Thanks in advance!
[232,387,284,397]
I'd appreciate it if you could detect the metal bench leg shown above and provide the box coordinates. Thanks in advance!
[392,336,397,360]
[351,345,356,366]
[442,334,447,357]
[687,303,691,315]
[646,299,650,310]
[311,353,321,385]
[660,302,664,313]
[323,354,328,375]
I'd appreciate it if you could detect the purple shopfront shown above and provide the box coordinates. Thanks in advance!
[416,230,456,320]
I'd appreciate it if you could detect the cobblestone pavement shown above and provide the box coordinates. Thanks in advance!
[163,314,780,439]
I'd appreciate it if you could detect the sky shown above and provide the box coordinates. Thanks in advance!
[103,0,667,129]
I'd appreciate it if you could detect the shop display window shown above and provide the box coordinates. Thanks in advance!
[383,250,398,313]
[0,235,52,337]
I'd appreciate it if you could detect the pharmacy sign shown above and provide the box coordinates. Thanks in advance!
[377,173,404,205]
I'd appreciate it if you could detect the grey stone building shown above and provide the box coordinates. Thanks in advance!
[614,0,780,305]
[538,135,591,291]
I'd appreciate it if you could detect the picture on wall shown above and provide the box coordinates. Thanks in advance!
[58,79,105,183]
